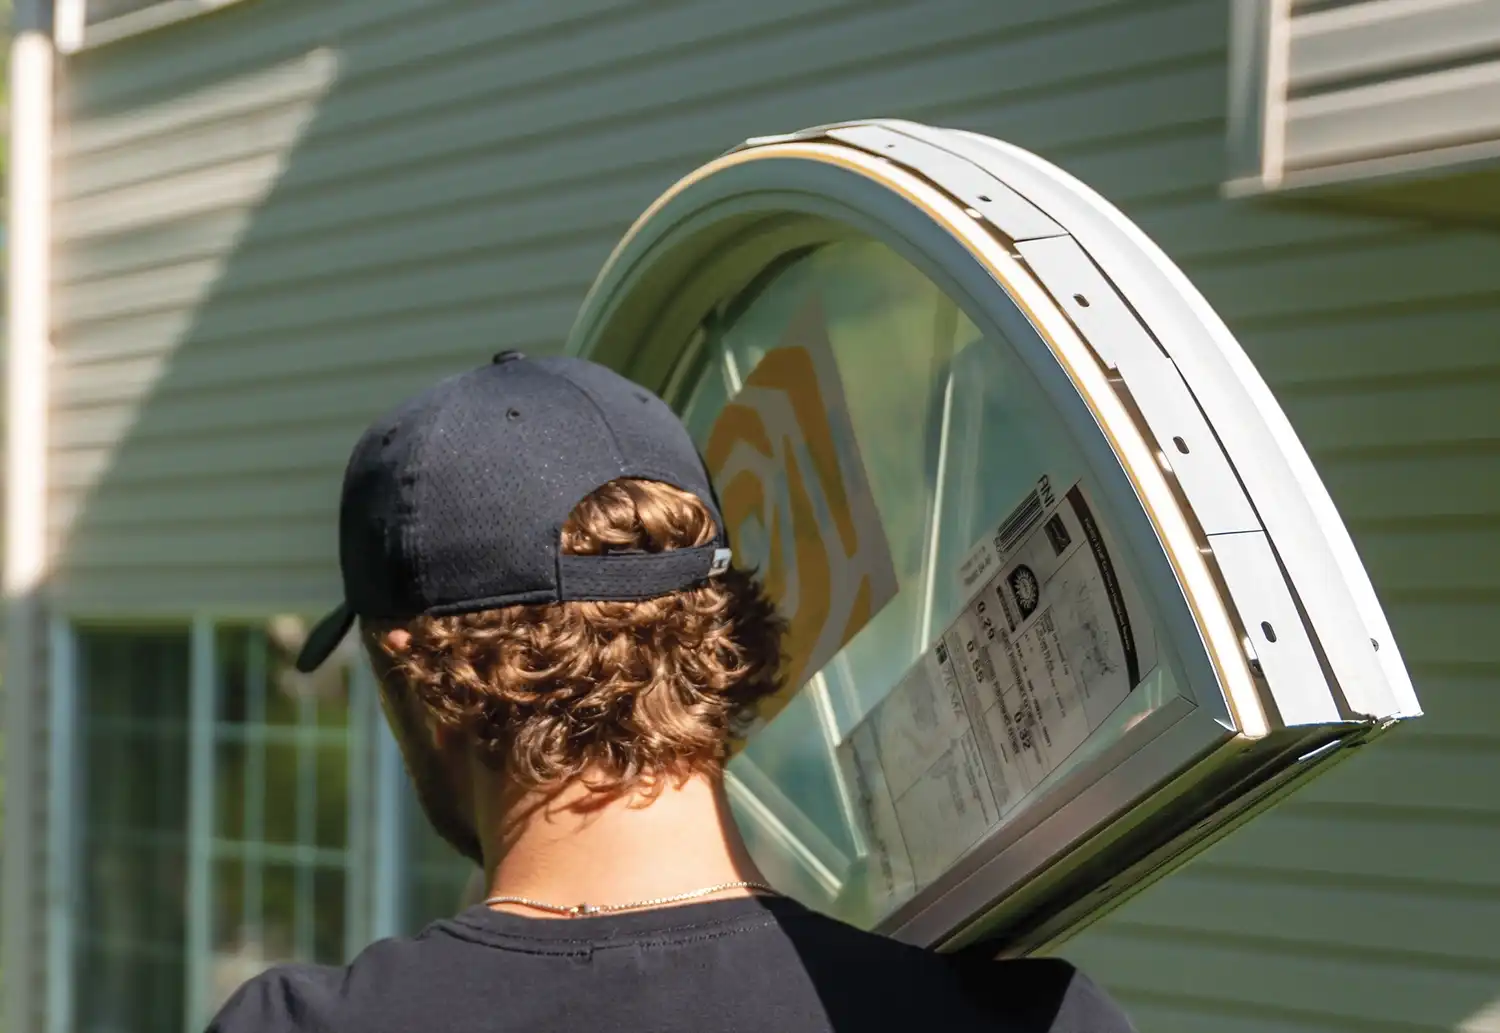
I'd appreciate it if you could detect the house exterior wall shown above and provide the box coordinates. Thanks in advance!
[42,1,1500,1031]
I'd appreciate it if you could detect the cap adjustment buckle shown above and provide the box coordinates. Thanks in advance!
[707,548,733,578]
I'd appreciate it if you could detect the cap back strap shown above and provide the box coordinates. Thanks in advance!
[557,544,733,601]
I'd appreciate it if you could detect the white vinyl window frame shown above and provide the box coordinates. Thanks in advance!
[53,0,254,54]
[46,610,412,1033]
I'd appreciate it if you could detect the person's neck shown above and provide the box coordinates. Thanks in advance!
[477,767,769,917]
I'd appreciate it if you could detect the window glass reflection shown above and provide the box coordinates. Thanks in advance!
[680,239,1185,926]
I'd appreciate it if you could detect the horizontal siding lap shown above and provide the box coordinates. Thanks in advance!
[1384,599,1500,667]
[56,421,369,492]
[53,356,550,449]
[56,237,606,352]
[1103,867,1500,964]
[60,58,1231,288]
[1277,377,1500,452]
[1128,192,1400,264]
[1239,305,1500,388]
[53,300,576,402]
[56,167,666,288]
[1355,526,1500,594]
[1064,924,1500,1029]
[1317,453,1500,522]
[57,209,245,286]
[52,112,1221,342]
[56,519,336,570]
[55,217,630,333]
[926,54,1225,139]
[59,93,320,202]
[1189,232,1500,323]
[1059,130,1225,203]
[50,472,333,533]
[55,4,1223,251]
[60,45,335,166]
[228,1,1218,203]
[1079,807,1500,919]
[235,0,891,154]
[52,67,1230,338]
[60,0,444,117]
[58,154,285,239]
[55,230,614,331]
[1114,995,1396,1033]
[51,568,342,617]
[1291,740,1500,814]
[52,125,1225,327]
[1396,673,1500,738]
[63,0,866,126]
[56,0,864,197]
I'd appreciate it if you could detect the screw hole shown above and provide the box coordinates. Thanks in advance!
[977,194,991,202]
[1261,621,1278,643]
[1073,293,1090,308]
[506,408,522,421]
[1371,638,1380,652]
[1173,436,1190,454]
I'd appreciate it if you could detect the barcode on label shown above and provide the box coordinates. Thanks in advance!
[995,487,1045,556]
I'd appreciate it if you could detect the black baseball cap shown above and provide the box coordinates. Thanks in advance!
[294,351,732,674]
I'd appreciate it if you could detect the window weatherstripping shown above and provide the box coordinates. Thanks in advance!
[54,0,252,53]
[565,119,1421,955]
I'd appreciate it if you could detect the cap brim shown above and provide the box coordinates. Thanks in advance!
[295,602,356,673]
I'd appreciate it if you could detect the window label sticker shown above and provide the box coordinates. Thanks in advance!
[838,480,1158,916]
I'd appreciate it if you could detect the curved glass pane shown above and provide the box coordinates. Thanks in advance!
[678,238,1190,928]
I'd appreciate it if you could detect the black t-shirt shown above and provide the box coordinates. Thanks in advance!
[206,896,1135,1032]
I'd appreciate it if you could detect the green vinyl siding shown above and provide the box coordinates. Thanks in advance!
[46,1,1500,1031]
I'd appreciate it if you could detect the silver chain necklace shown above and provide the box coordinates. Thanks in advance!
[483,880,778,918]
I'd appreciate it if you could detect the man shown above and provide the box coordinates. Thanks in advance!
[208,352,1136,1033]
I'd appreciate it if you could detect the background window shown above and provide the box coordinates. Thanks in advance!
[400,783,477,933]
[205,624,358,1015]
[74,626,192,1033]
[71,620,375,1032]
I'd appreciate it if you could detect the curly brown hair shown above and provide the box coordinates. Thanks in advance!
[366,478,784,794]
